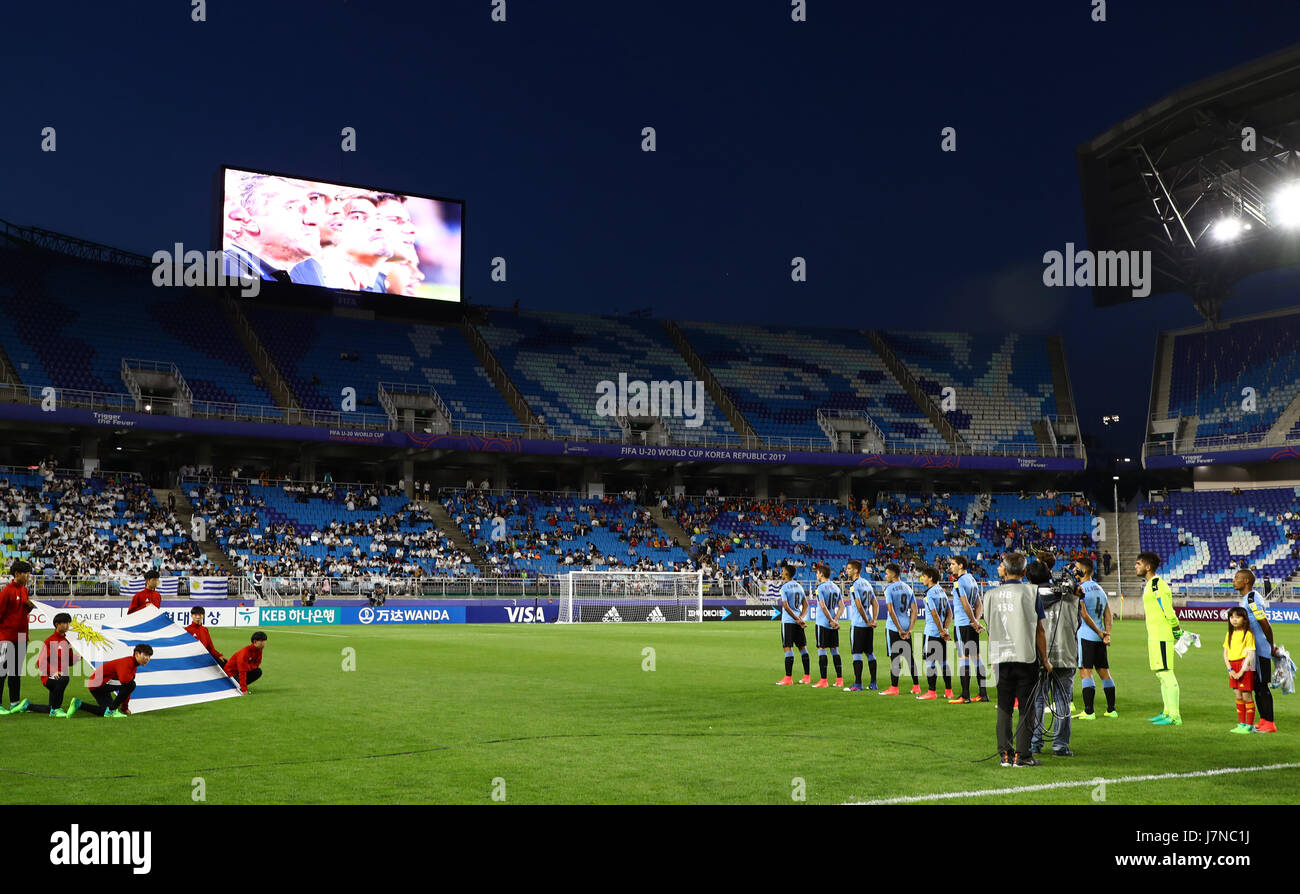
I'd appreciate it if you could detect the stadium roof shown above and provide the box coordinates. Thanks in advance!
[1078,41,1300,320]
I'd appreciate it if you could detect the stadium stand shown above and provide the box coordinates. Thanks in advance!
[474,309,735,441]
[1,466,210,580]
[674,321,946,447]
[243,304,516,428]
[665,494,902,578]
[0,248,275,409]
[882,491,1099,581]
[1163,313,1300,445]
[1138,487,1300,586]
[879,331,1057,447]
[190,480,477,579]
[442,489,692,576]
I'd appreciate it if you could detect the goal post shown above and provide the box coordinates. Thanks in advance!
[558,569,705,623]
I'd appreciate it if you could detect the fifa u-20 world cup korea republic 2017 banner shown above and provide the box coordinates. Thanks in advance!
[0,401,1085,471]
[53,605,241,714]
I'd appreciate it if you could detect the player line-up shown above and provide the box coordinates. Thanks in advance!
[775,554,1117,714]
[775,548,1283,741]
[0,563,268,718]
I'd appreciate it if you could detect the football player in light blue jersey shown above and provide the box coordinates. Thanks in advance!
[843,560,878,691]
[813,563,845,688]
[776,564,811,685]
[880,563,920,695]
[947,556,988,703]
[1072,556,1116,719]
[917,566,953,700]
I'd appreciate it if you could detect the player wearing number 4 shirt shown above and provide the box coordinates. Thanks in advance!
[843,560,878,691]
[776,564,811,685]
[812,564,844,689]
[917,566,953,700]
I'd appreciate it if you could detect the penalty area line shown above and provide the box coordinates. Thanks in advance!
[845,762,1300,805]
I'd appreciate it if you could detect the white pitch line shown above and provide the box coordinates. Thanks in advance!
[845,762,1300,805]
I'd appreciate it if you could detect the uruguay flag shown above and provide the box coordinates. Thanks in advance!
[65,605,241,714]
[123,576,180,598]
[189,577,229,598]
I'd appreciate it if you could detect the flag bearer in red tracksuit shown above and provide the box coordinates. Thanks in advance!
[127,569,164,613]
[185,606,226,665]
[25,612,78,717]
[225,632,267,693]
[71,645,154,718]
[0,560,35,714]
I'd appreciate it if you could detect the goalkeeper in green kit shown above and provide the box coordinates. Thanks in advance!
[1136,552,1184,726]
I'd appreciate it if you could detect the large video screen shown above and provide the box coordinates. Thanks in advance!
[218,166,463,301]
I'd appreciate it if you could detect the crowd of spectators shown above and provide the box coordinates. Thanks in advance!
[443,490,687,577]
[192,482,475,579]
[2,474,209,578]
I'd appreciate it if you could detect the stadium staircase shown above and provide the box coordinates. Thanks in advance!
[0,341,21,386]
[424,500,488,571]
[1152,332,1174,424]
[457,318,544,431]
[1265,386,1300,443]
[1174,416,1199,452]
[1042,335,1079,450]
[1111,510,1142,599]
[662,320,757,441]
[646,503,692,549]
[862,330,966,449]
[221,296,301,412]
[159,488,236,573]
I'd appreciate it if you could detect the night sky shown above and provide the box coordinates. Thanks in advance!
[3,0,1299,473]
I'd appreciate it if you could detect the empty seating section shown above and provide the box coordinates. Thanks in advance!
[0,250,274,408]
[443,490,691,576]
[882,331,1056,446]
[243,305,515,427]
[1138,488,1300,586]
[1166,315,1300,444]
[675,322,944,446]
[475,310,733,440]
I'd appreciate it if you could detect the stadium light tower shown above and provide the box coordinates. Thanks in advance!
[1078,42,1300,323]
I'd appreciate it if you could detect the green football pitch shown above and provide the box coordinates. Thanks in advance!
[3,619,1296,805]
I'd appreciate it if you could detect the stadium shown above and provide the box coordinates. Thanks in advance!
[2,4,1299,838]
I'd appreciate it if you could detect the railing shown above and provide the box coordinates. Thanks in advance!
[378,381,454,430]
[119,358,142,403]
[0,380,1087,459]
[1142,423,1298,457]
[18,574,759,601]
[120,358,193,416]
[816,407,887,450]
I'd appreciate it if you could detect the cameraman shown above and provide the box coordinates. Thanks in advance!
[985,552,1050,767]
[1027,556,1090,757]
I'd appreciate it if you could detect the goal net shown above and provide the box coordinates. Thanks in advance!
[559,570,705,623]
